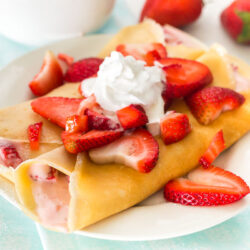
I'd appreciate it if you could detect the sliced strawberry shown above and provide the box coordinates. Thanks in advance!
[89,128,159,173]
[29,51,64,96]
[61,130,123,154]
[160,111,191,145]
[57,53,74,66]
[159,58,213,98]
[28,122,43,150]
[116,43,167,66]
[199,130,226,168]
[65,115,88,134]
[64,58,103,82]
[116,105,148,130]
[0,142,22,168]
[31,97,82,128]
[85,109,120,131]
[164,166,250,206]
[185,86,245,125]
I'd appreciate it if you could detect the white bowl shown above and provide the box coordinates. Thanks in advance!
[0,0,116,45]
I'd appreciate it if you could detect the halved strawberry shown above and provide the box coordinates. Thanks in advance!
[31,97,82,128]
[29,51,64,96]
[65,115,88,134]
[89,128,159,173]
[85,109,120,130]
[0,143,22,168]
[28,122,43,150]
[199,130,226,168]
[64,58,103,82]
[164,165,250,206]
[185,86,245,125]
[61,130,123,154]
[57,53,74,66]
[159,58,213,98]
[116,43,167,66]
[116,105,148,130]
[160,111,191,145]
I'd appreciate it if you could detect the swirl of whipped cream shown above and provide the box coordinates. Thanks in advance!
[81,51,165,123]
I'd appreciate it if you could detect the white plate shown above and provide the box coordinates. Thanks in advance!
[0,34,249,241]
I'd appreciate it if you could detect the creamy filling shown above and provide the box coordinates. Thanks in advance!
[29,163,70,231]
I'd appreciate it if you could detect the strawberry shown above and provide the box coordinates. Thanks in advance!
[185,86,245,125]
[164,165,250,206]
[85,109,120,131]
[65,115,88,134]
[29,51,64,96]
[61,130,123,154]
[57,53,74,66]
[31,97,82,128]
[159,58,213,98]
[78,94,101,116]
[221,0,250,44]
[140,0,203,27]
[199,130,226,169]
[27,122,43,150]
[64,58,103,82]
[116,105,148,130]
[89,128,159,173]
[116,43,167,66]
[0,142,22,168]
[160,111,191,145]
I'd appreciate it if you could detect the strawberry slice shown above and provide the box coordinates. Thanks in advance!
[185,86,245,125]
[89,128,159,173]
[116,105,148,130]
[29,51,64,96]
[64,58,103,82]
[116,43,167,66]
[0,142,22,168]
[199,130,226,169]
[164,166,250,206]
[31,97,82,128]
[28,122,43,150]
[57,53,74,66]
[159,58,213,98]
[160,111,191,145]
[61,130,123,154]
[85,109,120,131]
[65,115,88,134]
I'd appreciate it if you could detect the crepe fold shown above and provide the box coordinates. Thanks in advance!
[0,83,81,182]
[14,45,250,232]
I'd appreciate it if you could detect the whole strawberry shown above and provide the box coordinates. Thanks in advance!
[140,0,203,27]
[221,0,250,44]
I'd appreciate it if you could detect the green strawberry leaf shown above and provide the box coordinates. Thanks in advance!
[236,10,250,43]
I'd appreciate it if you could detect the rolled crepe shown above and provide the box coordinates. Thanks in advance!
[0,83,81,181]
[14,47,250,231]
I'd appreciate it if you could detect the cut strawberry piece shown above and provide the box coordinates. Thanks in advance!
[116,105,148,130]
[116,43,167,66]
[64,58,103,82]
[159,58,213,98]
[65,115,88,134]
[199,130,226,169]
[57,53,74,66]
[164,166,250,206]
[62,130,123,154]
[28,122,43,150]
[31,97,82,128]
[0,142,22,168]
[85,109,120,131]
[89,128,159,173]
[160,111,191,145]
[78,94,101,116]
[185,86,245,125]
[29,51,64,96]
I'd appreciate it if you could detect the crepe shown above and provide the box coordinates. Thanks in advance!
[0,83,81,182]
[14,23,250,232]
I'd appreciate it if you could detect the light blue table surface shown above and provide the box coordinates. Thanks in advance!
[0,1,250,249]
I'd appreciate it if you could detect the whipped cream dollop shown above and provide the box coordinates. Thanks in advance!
[81,51,165,123]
